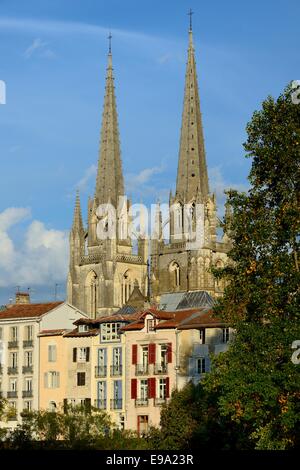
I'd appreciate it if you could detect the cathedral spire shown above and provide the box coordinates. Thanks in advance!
[71,190,84,234]
[95,37,124,207]
[175,17,209,202]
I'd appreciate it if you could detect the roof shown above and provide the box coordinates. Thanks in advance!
[177,310,227,329]
[115,304,137,315]
[159,290,214,311]
[38,329,69,337]
[154,309,200,329]
[63,328,99,338]
[0,302,64,320]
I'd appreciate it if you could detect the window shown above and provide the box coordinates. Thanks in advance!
[142,346,149,367]
[137,415,149,437]
[98,348,107,366]
[169,262,180,288]
[24,351,33,367]
[48,344,57,362]
[101,323,122,342]
[10,352,18,368]
[160,345,168,366]
[222,328,230,344]
[158,378,166,399]
[196,357,206,374]
[78,324,89,333]
[25,378,32,391]
[24,401,32,411]
[147,319,155,333]
[10,326,18,342]
[49,401,57,412]
[78,347,90,362]
[97,381,106,400]
[9,378,17,391]
[199,329,205,344]
[112,347,122,366]
[77,372,86,386]
[24,325,33,341]
[140,380,148,400]
[0,327,2,340]
[44,371,60,389]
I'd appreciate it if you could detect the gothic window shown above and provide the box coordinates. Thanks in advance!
[122,270,132,305]
[169,262,180,289]
[85,271,98,318]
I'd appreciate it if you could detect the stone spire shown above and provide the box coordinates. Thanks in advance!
[175,22,209,203]
[71,191,84,234]
[95,40,124,207]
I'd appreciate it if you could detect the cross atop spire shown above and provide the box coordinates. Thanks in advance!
[108,31,112,54]
[188,8,193,31]
[95,40,124,207]
[175,20,209,203]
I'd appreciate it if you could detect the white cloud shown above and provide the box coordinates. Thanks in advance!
[75,164,97,192]
[126,165,165,190]
[209,166,249,217]
[0,208,68,289]
[23,37,55,59]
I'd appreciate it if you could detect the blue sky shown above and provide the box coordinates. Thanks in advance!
[0,0,299,304]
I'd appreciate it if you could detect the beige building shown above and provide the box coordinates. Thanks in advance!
[0,295,87,426]
[120,304,233,434]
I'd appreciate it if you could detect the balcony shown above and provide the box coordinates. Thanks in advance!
[154,397,167,406]
[22,365,33,374]
[95,366,107,378]
[135,398,148,407]
[110,399,122,410]
[110,365,122,376]
[94,399,107,410]
[23,340,34,348]
[7,391,18,398]
[135,364,149,376]
[8,341,18,349]
[7,367,18,375]
[22,390,33,398]
[153,363,168,375]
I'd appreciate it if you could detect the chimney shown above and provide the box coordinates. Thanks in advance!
[15,292,30,304]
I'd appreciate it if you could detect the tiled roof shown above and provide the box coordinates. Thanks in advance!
[154,309,200,329]
[0,302,63,320]
[38,329,68,337]
[63,328,99,338]
[177,310,227,329]
[159,290,214,311]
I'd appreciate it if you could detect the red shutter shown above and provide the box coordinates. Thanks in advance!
[131,379,137,399]
[148,378,156,398]
[148,343,156,364]
[166,377,170,398]
[132,344,137,365]
[167,343,172,363]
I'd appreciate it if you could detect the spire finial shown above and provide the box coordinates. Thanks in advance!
[188,8,193,31]
[108,31,112,54]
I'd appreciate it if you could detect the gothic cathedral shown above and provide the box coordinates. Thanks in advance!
[67,24,231,317]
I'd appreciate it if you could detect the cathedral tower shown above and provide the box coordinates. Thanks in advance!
[67,39,148,317]
[151,19,230,301]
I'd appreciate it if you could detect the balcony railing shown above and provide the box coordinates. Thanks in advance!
[7,367,18,375]
[95,366,107,377]
[110,365,122,376]
[154,397,167,406]
[22,365,33,374]
[153,363,168,375]
[7,391,18,398]
[7,413,17,421]
[22,390,33,398]
[110,399,122,410]
[94,399,107,410]
[23,340,34,348]
[8,341,18,349]
[135,364,149,376]
[135,398,148,407]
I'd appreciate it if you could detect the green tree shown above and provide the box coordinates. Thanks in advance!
[207,83,300,449]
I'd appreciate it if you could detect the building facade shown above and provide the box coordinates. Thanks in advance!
[0,297,87,427]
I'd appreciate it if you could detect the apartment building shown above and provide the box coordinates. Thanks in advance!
[0,296,87,426]
[120,307,233,434]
